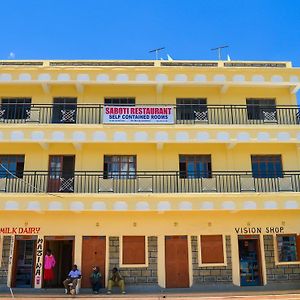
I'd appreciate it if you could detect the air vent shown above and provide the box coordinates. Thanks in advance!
[49,61,155,67]
[224,62,287,68]
[0,61,43,66]
[161,62,218,67]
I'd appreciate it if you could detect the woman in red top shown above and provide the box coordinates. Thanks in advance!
[44,249,56,288]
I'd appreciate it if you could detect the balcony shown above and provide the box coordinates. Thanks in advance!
[0,104,299,125]
[0,171,300,194]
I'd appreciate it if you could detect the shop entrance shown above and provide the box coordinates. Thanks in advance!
[44,236,74,288]
[12,236,37,288]
[238,236,262,286]
[81,236,106,288]
[165,236,189,288]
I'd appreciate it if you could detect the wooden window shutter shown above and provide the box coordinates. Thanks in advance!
[201,235,224,264]
[123,236,145,264]
[296,235,300,261]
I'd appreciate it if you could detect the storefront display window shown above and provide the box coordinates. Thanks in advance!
[277,235,300,262]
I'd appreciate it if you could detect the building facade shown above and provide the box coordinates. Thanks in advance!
[0,59,300,289]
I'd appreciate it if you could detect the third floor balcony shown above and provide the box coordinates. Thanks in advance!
[0,102,300,125]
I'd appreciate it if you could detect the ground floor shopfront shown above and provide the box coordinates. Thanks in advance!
[0,210,299,289]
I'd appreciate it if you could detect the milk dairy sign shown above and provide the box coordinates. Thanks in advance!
[103,106,174,124]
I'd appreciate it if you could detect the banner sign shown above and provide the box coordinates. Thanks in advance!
[103,106,174,124]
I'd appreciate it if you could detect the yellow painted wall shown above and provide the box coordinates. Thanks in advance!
[0,143,298,171]
[0,85,296,106]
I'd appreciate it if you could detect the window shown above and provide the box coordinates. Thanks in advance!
[122,236,146,265]
[179,155,211,178]
[251,155,283,178]
[246,99,276,121]
[277,235,300,262]
[176,98,207,123]
[200,235,224,264]
[104,98,135,106]
[52,98,77,124]
[1,98,31,120]
[0,155,25,178]
[103,155,136,178]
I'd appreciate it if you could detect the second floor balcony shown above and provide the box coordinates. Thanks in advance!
[1,170,300,194]
[0,103,299,125]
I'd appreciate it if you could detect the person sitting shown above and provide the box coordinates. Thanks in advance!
[90,266,102,294]
[107,267,126,294]
[63,264,81,295]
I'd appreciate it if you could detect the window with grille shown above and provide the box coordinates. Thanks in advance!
[103,155,136,178]
[176,98,207,123]
[179,155,212,178]
[122,236,146,264]
[104,98,135,106]
[251,155,283,178]
[52,98,77,124]
[246,99,276,121]
[0,155,25,178]
[1,98,31,120]
[277,235,300,262]
[200,235,224,264]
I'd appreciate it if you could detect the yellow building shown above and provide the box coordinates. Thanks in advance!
[0,59,300,290]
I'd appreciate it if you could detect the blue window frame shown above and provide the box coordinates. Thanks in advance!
[179,155,212,178]
[251,155,283,178]
[0,155,25,178]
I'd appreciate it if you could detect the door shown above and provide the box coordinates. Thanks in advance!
[12,236,36,288]
[165,236,189,288]
[81,236,106,288]
[48,155,75,192]
[238,236,262,286]
[52,98,77,124]
[44,237,74,288]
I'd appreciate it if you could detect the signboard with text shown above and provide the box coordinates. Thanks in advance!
[103,106,174,124]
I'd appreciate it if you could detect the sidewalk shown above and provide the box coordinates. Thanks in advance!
[0,284,300,299]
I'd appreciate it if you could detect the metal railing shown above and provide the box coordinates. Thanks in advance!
[0,104,299,125]
[1,171,300,193]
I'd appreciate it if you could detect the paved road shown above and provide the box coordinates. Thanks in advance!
[1,293,300,299]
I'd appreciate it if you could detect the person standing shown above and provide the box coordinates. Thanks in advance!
[107,267,126,294]
[90,266,102,294]
[43,249,56,288]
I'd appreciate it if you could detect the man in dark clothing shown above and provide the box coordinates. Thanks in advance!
[107,267,125,294]
[90,266,102,294]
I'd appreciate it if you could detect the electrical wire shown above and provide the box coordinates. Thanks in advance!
[0,163,63,198]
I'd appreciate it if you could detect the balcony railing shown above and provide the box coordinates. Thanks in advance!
[0,104,299,125]
[1,171,300,193]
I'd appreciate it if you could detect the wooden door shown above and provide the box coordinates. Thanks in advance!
[48,156,75,192]
[81,236,106,288]
[48,156,63,192]
[165,236,189,288]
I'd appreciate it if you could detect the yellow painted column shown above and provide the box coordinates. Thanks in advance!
[231,234,240,286]
[260,235,267,285]
[157,234,165,288]
[105,236,110,288]
[74,235,82,271]
[0,236,3,268]
[6,236,14,288]
[187,236,193,287]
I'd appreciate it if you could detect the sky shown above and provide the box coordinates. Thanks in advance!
[0,0,299,66]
